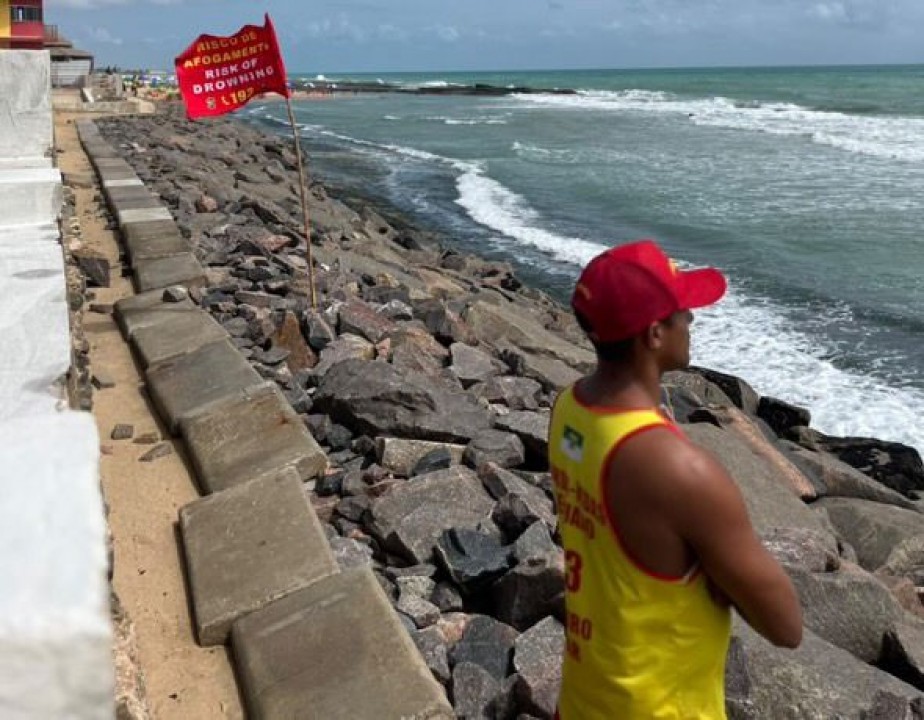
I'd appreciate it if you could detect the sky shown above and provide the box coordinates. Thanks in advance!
[45,0,924,73]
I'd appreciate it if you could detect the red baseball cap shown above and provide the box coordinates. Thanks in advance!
[572,239,727,343]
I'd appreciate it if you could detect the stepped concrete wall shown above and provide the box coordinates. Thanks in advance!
[0,51,113,719]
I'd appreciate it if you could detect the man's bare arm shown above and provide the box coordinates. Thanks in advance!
[670,444,803,648]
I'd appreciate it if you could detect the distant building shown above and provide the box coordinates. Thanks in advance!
[0,0,44,49]
[45,25,93,87]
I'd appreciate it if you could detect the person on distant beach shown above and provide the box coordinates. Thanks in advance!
[548,239,802,719]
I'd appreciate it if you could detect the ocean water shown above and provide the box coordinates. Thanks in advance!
[244,65,924,452]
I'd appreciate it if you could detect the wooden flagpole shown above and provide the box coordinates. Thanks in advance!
[285,95,317,309]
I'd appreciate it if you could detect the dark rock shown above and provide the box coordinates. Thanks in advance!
[431,581,465,613]
[499,344,581,393]
[328,536,373,570]
[138,443,172,463]
[513,522,558,564]
[480,463,556,536]
[494,411,550,463]
[282,384,312,414]
[326,423,354,452]
[757,396,811,437]
[378,298,414,321]
[304,414,331,444]
[862,690,924,719]
[313,334,375,377]
[74,252,110,288]
[388,325,451,377]
[451,615,518,680]
[221,316,250,337]
[412,298,475,346]
[395,593,441,629]
[434,528,512,594]
[816,497,924,572]
[314,470,343,497]
[881,622,924,691]
[395,575,436,599]
[471,376,542,411]
[688,366,759,415]
[449,343,499,388]
[660,382,708,423]
[513,617,565,720]
[493,553,565,631]
[132,431,159,445]
[464,430,526,470]
[161,286,188,303]
[412,626,451,686]
[111,424,134,441]
[761,527,840,573]
[788,563,901,662]
[339,298,397,343]
[730,618,922,718]
[802,435,924,499]
[271,311,318,373]
[253,345,290,366]
[377,437,466,477]
[364,285,411,306]
[385,564,438,581]
[879,535,924,585]
[367,466,496,564]
[314,358,493,443]
[785,443,918,510]
[301,309,336,351]
[351,435,376,457]
[412,447,455,477]
[451,662,502,719]
[335,494,370,523]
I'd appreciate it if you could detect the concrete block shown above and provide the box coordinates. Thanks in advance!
[0,51,52,160]
[116,205,173,226]
[103,185,159,207]
[102,177,143,189]
[0,168,62,227]
[122,219,181,248]
[133,252,206,292]
[131,310,228,368]
[180,384,328,494]
[0,413,114,719]
[145,340,264,434]
[126,227,190,264]
[180,471,337,646]
[113,288,196,339]
[232,567,453,720]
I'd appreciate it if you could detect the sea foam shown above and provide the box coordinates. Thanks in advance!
[517,90,924,164]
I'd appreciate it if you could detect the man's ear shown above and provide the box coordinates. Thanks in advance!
[643,321,664,350]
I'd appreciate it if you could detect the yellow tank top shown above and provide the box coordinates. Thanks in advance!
[549,386,731,720]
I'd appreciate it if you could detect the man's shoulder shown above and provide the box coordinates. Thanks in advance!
[612,424,724,495]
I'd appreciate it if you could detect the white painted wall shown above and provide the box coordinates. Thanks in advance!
[0,50,114,719]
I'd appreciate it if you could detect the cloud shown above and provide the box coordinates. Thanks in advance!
[303,15,367,42]
[84,24,123,44]
[434,25,460,42]
[376,23,408,42]
[806,0,890,28]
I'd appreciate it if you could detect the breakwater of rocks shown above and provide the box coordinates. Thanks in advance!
[95,104,924,719]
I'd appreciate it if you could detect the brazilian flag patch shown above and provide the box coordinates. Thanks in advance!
[561,425,584,462]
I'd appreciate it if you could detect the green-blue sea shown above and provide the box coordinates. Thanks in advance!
[245,65,924,450]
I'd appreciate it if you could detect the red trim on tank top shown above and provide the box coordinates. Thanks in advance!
[599,421,699,583]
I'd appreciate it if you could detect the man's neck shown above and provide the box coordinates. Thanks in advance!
[580,361,662,409]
